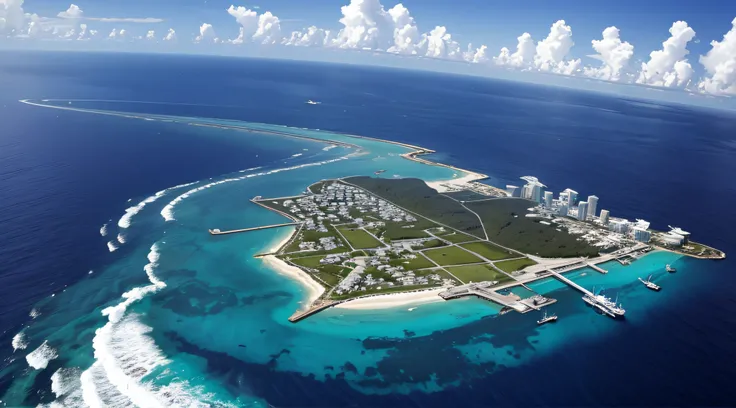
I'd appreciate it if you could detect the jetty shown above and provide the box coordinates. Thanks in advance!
[439,282,556,313]
[209,222,300,235]
[546,269,594,297]
[288,300,343,322]
[586,263,608,274]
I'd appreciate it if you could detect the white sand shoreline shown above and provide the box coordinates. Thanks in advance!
[425,171,487,193]
[262,255,325,309]
[335,287,446,310]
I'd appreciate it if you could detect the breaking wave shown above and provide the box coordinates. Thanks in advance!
[99,223,108,237]
[291,153,303,157]
[107,241,118,252]
[323,144,337,151]
[117,233,126,244]
[117,181,199,229]
[26,340,58,370]
[12,330,28,351]
[30,308,41,318]
[161,156,348,222]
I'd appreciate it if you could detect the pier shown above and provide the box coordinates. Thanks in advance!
[209,222,301,235]
[288,300,343,322]
[439,282,555,313]
[546,269,594,297]
[586,263,608,274]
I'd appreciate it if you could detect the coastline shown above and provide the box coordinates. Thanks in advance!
[334,288,446,310]
[425,172,488,193]
[261,228,325,310]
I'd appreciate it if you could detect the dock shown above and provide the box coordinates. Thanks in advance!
[209,222,301,235]
[586,263,608,274]
[546,269,594,297]
[288,300,343,322]
[439,282,555,313]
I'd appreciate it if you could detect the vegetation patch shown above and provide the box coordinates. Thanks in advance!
[495,257,537,273]
[422,246,484,266]
[446,264,513,284]
[388,254,435,270]
[336,226,384,249]
[466,198,600,258]
[460,241,518,261]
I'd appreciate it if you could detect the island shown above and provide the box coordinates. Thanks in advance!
[213,154,725,322]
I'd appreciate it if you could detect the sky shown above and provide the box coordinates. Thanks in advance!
[2,0,736,108]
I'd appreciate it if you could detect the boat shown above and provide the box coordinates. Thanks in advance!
[374,169,386,175]
[305,99,321,105]
[537,310,558,325]
[666,264,676,273]
[582,290,625,319]
[638,275,661,291]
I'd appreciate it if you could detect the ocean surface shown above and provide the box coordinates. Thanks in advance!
[1,51,735,407]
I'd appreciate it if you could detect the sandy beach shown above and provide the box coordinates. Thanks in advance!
[335,287,445,310]
[262,255,325,308]
[425,171,487,193]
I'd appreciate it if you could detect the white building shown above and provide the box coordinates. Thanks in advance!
[520,176,546,203]
[668,226,691,243]
[609,219,630,234]
[562,188,578,206]
[506,185,520,197]
[599,209,610,225]
[544,191,553,208]
[558,204,569,216]
[662,232,685,246]
[633,227,651,243]
[587,195,599,220]
[577,201,588,221]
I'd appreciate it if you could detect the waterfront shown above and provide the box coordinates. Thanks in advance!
[1,53,735,407]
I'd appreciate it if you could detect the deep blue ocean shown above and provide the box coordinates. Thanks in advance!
[1,51,735,407]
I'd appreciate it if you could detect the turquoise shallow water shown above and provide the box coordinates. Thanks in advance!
[1,103,718,406]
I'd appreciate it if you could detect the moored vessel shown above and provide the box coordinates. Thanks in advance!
[666,264,676,272]
[638,275,661,291]
[537,310,558,325]
[582,292,625,319]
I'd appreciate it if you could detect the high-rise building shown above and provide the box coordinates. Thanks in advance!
[599,209,610,225]
[577,201,588,221]
[520,176,546,203]
[668,226,691,243]
[609,219,630,234]
[558,204,569,216]
[562,188,578,206]
[506,185,520,197]
[544,191,553,208]
[587,195,598,219]
[633,227,652,243]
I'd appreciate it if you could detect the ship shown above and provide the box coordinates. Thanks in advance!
[638,275,661,291]
[305,99,321,105]
[537,310,558,325]
[666,264,676,273]
[582,291,625,319]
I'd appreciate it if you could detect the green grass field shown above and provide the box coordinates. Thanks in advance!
[446,264,513,284]
[422,246,484,266]
[437,232,477,244]
[460,241,517,260]
[494,257,537,273]
[288,255,323,269]
[336,226,384,249]
[421,239,446,249]
[388,254,435,270]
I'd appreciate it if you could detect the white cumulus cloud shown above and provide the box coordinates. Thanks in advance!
[164,28,176,41]
[252,11,281,44]
[535,20,581,75]
[195,23,218,43]
[283,26,332,47]
[584,26,634,81]
[494,32,535,68]
[0,0,27,34]
[637,21,696,88]
[698,17,736,95]
[146,30,155,40]
[57,4,83,19]
[418,26,462,60]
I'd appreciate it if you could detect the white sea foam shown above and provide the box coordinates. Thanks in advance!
[116,233,126,245]
[291,153,303,157]
[162,156,348,222]
[117,181,199,229]
[323,144,337,151]
[12,331,28,351]
[107,241,118,252]
[239,166,262,173]
[26,340,58,370]
[30,308,40,318]
[99,223,108,237]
